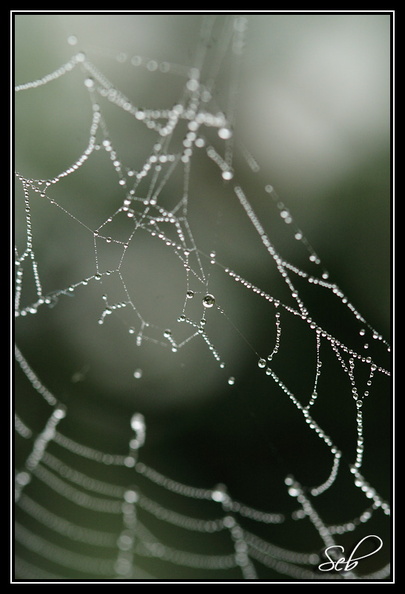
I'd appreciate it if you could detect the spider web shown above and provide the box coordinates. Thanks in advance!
[13,12,392,583]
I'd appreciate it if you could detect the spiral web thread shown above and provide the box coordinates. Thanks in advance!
[13,14,391,582]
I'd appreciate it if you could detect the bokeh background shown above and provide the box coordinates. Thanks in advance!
[14,12,392,581]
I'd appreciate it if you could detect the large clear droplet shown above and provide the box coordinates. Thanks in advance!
[84,77,94,88]
[218,126,233,140]
[221,169,234,181]
[202,294,216,308]
[130,413,145,432]
[211,483,228,502]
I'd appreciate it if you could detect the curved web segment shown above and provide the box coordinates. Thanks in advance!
[14,14,391,582]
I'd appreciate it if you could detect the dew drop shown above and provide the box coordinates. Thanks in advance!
[202,294,216,308]
[124,489,138,503]
[116,52,127,64]
[133,369,142,379]
[84,77,94,88]
[218,126,233,140]
[211,484,228,503]
[258,358,266,369]
[67,35,78,46]
[228,376,235,386]
[186,78,199,92]
[186,290,195,299]
[131,55,142,66]
[16,471,31,487]
[54,407,66,419]
[130,413,145,432]
[222,170,233,181]
[288,486,300,498]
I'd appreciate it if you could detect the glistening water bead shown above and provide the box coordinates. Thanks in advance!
[202,294,216,308]
[218,127,233,140]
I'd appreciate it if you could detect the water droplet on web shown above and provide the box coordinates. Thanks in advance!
[16,471,31,487]
[228,376,235,386]
[133,369,142,379]
[186,78,199,92]
[202,294,216,308]
[124,489,138,503]
[67,35,78,46]
[258,358,266,368]
[218,127,233,140]
[221,170,233,181]
[163,329,172,338]
[186,290,194,299]
[84,77,95,89]
[130,413,145,432]
[131,55,142,66]
[288,486,300,498]
[116,52,127,63]
[211,484,228,502]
